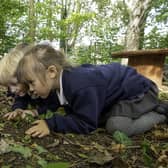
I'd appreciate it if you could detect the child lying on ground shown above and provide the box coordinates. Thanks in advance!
[16,44,168,138]
[0,43,57,120]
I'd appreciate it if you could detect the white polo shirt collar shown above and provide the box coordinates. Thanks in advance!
[56,70,68,105]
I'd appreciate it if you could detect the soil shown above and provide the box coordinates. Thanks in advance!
[0,86,168,168]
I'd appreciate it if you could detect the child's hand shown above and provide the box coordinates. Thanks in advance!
[3,109,24,120]
[25,120,50,138]
[21,110,38,118]
[3,109,38,120]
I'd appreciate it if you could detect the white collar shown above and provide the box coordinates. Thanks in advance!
[56,70,68,105]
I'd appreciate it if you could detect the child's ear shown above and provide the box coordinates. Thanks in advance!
[47,65,57,79]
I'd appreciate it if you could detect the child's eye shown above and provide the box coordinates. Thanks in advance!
[10,82,17,86]
[28,80,34,84]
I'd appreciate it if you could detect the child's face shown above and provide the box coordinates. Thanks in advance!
[27,66,58,99]
[8,77,27,97]
[27,73,53,99]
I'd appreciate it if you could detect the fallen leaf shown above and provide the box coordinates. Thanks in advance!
[43,162,70,168]
[113,131,132,146]
[77,153,88,159]
[47,139,60,148]
[153,130,168,139]
[88,150,113,165]
[111,144,126,153]
[91,142,105,152]
[31,143,48,154]
[111,157,129,168]
[0,139,10,154]
[9,144,32,158]
[0,123,4,130]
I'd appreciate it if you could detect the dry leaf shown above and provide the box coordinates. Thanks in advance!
[88,150,113,165]
[111,144,126,153]
[0,139,10,154]
[153,130,168,139]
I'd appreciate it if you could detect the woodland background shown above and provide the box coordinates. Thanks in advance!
[0,0,168,64]
[0,1,168,168]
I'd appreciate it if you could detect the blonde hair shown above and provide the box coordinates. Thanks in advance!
[17,44,72,84]
[0,43,33,85]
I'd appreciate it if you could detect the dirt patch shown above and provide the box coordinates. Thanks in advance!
[0,86,168,168]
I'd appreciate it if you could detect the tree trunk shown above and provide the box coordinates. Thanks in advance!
[59,0,68,51]
[28,0,36,42]
[47,0,53,41]
[121,0,152,65]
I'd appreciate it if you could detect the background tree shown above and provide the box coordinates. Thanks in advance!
[120,0,152,64]
[0,0,26,54]
[0,0,167,64]
[143,0,168,49]
[125,0,153,50]
[26,0,36,42]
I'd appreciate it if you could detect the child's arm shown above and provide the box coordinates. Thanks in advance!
[6,88,31,110]
[36,90,60,115]
[11,94,31,111]
[26,87,104,137]
[3,109,38,120]
[3,108,24,120]
[4,91,34,120]
[25,120,50,138]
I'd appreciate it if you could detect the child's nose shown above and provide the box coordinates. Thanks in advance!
[29,85,34,92]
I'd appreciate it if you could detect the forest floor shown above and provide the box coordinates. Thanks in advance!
[0,86,168,168]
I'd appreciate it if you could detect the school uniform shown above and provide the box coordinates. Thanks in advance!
[44,63,167,135]
[7,89,58,114]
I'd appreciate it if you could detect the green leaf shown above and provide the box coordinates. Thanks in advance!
[22,135,32,144]
[1,166,11,168]
[0,123,4,130]
[113,131,132,146]
[37,157,48,168]
[77,153,88,159]
[44,162,70,168]
[141,139,153,167]
[39,111,54,119]
[26,165,33,168]
[34,144,48,154]
[9,144,32,158]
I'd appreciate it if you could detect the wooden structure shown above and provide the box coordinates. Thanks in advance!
[111,48,168,86]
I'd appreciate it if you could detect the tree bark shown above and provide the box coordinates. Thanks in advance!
[28,0,36,42]
[121,0,152,65]
[47,0,53,41]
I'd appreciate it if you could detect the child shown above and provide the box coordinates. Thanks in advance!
[0,43,57,120]
[16,44,168,138]
[0,43,30,91]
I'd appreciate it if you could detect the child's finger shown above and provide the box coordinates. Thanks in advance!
[31,131,41,137]
[21,113,26,119]
[38,133,45,138]
[38,131,49,138]
[3,112,14,118]
[24,110,33,115]
[3,113,10,118]
[26,127,42,137]
[25,126,37,135]
[7,113,15,120]
[8,112,18,120]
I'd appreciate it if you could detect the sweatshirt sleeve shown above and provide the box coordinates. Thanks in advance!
[45,86,106,134]
[36,92,60,115]
[12,94,31,111]
[7,88,31,111]
[37,101,59,115]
